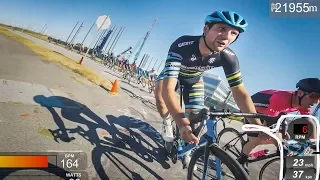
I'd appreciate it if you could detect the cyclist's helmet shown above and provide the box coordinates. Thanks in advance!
[205,10,248,33]
[296,78,320,95]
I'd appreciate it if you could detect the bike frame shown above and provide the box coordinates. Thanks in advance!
[174,119,223,180]
[174,85,223,180]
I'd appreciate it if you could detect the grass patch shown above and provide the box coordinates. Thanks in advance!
[0,27,112,91]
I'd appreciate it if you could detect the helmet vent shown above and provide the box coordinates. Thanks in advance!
[222,11,231,20]
[234,13,240,22]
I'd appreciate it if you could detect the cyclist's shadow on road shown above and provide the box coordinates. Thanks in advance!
[33,95,169,180]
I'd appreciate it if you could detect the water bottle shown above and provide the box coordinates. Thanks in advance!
[249,149,269,158]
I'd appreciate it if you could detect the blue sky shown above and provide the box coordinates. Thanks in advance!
[0,0,319,96]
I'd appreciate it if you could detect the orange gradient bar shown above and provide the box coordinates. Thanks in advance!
[0,156,48,168]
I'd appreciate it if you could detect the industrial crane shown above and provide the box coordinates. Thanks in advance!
[132,19,158,64]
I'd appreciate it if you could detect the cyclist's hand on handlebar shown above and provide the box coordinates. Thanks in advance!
[180,125,199,145]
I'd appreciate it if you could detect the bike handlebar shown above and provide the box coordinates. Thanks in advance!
[188,108,282,124]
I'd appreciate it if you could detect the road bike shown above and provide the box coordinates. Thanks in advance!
[136,74,147,87]
[122,69,134,84]
[164,106,296,180]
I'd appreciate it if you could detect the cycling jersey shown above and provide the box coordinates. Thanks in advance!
[156,35,243,88]
[245,90,311,137]
[156,35,243,110]
[251,90,311,117]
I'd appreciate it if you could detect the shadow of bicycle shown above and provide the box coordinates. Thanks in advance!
[121,87,157,112]
[33,95,169,180]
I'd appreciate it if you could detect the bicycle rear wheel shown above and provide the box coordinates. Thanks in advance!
[217,128,245,159]
[187,145,250,180]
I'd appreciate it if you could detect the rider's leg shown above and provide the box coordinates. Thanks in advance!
[238,119,272,175]
[182,80,205,169]
[155,79,174,142]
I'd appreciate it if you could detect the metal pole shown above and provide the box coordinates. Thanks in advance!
[41,26,47,34]
[146,57,153,70]
[39,24,47,34]
[152,58,158,69]
[104,25,118,52]
[70,22,84,46]
[108,26,123,53]
[102,25,115,52]
[93,28,107,49]
[85,15,109,57]
[140,54,147,68]
[157,59,165,71]
[142,55,149,69]
[106,26,119,53]
[138,54,146,68]
[66,21,79,43]
[80,22,94,47]
[110,26,126,53]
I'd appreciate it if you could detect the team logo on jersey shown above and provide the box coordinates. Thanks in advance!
[208,57,216,64]
[190,54,197,61]
[178,41,194,47]
[223,49,235,56]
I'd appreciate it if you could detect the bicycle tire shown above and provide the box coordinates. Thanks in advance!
[217,128,245,147]
[217,128,245,158]
[259,157,284,180]
[187,145,250,180]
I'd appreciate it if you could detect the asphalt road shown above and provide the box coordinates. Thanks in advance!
[0,30,282,180]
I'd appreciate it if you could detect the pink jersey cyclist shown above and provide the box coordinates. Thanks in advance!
[243,89,316,131]
[253,90,311,118]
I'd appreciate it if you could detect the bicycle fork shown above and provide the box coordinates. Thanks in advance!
[202,122,222,180]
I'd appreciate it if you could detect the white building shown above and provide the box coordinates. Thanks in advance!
[203,72,239,112]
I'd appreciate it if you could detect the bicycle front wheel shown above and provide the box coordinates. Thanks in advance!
[187,145,250,180]
[217,128,245,159]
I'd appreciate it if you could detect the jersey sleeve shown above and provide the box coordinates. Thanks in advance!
[220,49,244,88]
[162,37,184,80]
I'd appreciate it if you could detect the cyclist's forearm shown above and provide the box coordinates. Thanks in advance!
[162,89,190,128]
[232,87,263,125]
